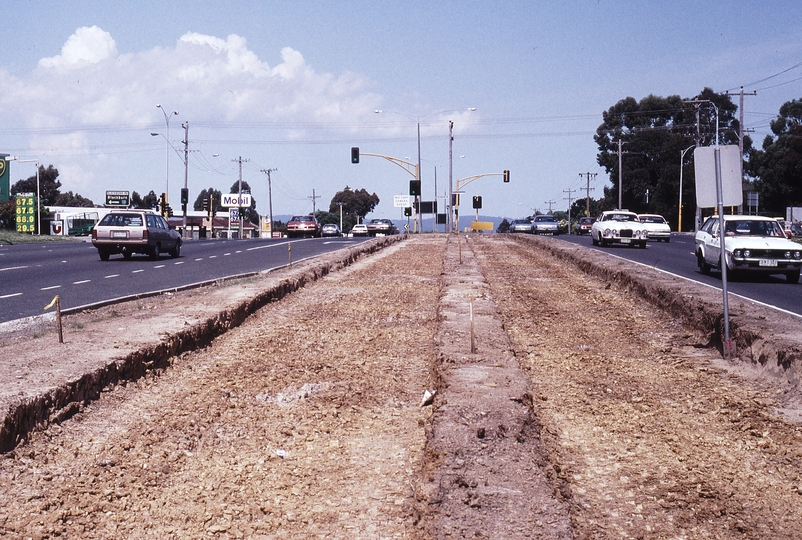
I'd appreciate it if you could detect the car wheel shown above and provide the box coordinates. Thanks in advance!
[149,244,160,260]
[787,269,800,284]
[600,238,607,247]
[170,242,181,258]
[123,251,132,260]
[98,249,110,261]
[697,252,711,275]
[592,234,598,246]
[665,237,670,243]
[639,241,647,248]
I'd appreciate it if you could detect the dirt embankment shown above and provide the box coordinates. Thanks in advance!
[2,234,802,538]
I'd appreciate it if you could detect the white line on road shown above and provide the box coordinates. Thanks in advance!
[132,269,144,274]
[174,261,184,265]
[105,274,120,279]
[40,285,61,291]
[0,265,29,272]
[0,293,23,299]
[73,280,91,285]
[153,265,165,269]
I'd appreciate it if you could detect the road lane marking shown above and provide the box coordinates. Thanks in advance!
[40,285,61,291]
[209,255,218,259]
[174,261,184,265]
[153,265,166,269]
[73,280,91,284]
[0,265,29,272]
[105,274,120,279]
[132,269,144,274]
[0,293,23,299]
[194,258,203,261]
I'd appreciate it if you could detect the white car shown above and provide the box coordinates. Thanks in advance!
[351,223,369,237]
[591,210,648,248]
[638,214,672,242]
[532,215,560,235]
[695,215,802,283]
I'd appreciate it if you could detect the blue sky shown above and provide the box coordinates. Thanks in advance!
[2,1,801,222]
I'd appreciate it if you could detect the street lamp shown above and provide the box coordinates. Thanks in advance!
[17,159,40,235]
[156,104,178,197]
[678,145,695,233]
[375,107,475,233]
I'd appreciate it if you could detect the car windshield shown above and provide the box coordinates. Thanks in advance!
[535,216,556,222]
[99,213,144,227]
[606,213,638,222]
[291,216,313,222]
[640,216,665,224]
[724,219,784,237]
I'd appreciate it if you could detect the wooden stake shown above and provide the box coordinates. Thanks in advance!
[470,298,476,354]
[55,296,63,344]
[288,242,292,266]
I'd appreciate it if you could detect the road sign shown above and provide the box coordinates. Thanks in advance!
[393,194,411,208]
[222,194,252,207]
[105,190,130,207]
[694,145,742,208]
[15,192,35,233]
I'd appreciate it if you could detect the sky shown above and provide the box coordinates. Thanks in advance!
[1,0,802,223]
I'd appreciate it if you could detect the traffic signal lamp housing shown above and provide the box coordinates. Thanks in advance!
[409,180,421,196]
[404,206,412,217]
[503,169,510,183]
[159,192,168,218]
[473,195,482,209]
[351,147,359,163]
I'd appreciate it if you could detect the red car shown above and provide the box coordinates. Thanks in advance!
[286,215,321,238]
[574,217,595,235]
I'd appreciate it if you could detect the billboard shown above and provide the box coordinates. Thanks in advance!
[0,155,9,203]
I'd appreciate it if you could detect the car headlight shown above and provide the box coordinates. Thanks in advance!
[733,249,742,258]
[785,251,792,259]
[795,251,802,260]
[604,228,612,237]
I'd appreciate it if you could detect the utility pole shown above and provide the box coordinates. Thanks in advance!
[726,86,756,215]
[336,201,344,231]
[182,121,189,238]
[563,187,576,234]
[615,140,629,209]
[260,168,277,238]
[579,172,597,217]
[545,199,556,214]
[308,189,320,215]
[232,156,249,238]
[448,120,454,232]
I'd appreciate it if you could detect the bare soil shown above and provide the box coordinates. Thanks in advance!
[2,234,802,538]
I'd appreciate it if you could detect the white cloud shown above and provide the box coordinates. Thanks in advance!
[38,26,118,69]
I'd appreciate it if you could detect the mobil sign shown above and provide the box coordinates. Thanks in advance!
[221,193,252,207]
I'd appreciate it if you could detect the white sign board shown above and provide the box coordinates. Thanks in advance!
[694,145,743,208]
[393,194,411,208]
[221,193,252,207]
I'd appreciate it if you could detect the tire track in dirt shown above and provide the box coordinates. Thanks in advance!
[471,234,802,539]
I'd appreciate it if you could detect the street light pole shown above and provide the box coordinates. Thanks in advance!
[182,121,189,238]
[678,145,695,233]
[156,104,178,198]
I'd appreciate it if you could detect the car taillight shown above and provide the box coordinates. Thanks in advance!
[143,229,149,239]
[91,229,97,240]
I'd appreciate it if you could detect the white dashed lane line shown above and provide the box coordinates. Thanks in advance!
[40,285,61,291]
[0,293,23,299]
[105,274,120,279]
[72,280,91,285]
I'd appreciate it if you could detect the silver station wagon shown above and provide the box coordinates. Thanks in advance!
[92,210,182,261]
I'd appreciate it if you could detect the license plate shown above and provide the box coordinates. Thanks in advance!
[621,238,630,244]
[759,258,777,267]
[112,231,127,239]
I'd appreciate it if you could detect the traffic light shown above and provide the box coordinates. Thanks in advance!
[209,195,216,217]
[404,206,412,217]
[409,180,421,196]
[351,147,359,164]
[159,193,168,218]
[503,169,510,183]
[167,205,174,218]
[473,195,482,209]
[180,187,189,205]
[201,195,209,211]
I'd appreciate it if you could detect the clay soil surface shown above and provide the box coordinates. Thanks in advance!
[2,235,802,538]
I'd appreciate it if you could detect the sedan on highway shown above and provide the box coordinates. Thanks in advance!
[92,210,182,260]
[532,215,560,235]
[591,210,648,248]
[286,215,321,238]
[638,214,672,242]
[321,223,341,237]
[351,223,369,237]
[366,218,398,236]
[695,215,802,283]
[509,219,534,233]
[574,217,595,235]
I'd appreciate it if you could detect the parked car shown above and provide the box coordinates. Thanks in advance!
[366,218,398,236]
[286,215,321,238]
[792,222,802,238]
[321,223,341,237]
[509,219,534,233]
[574,217,595,235]
[591,210,648,248]
[695,215,802,283]
[92,210,182,261]
[638,214,672,242]
[351,223,369,237]
[532,215,559,235]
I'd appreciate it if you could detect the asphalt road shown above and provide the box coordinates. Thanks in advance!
[0,236,369,324]
[557,232,802,318]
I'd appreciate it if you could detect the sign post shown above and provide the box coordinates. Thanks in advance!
[694,144,743,358]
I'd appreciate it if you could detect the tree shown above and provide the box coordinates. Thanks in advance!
[329,186,379,224]
[228,181,258,224]
[595,88,747,231]
[496,218,510,233]
[747,98,802,215]
[54,191,95,207]
[194,187,223,214]
[10,165,62,206]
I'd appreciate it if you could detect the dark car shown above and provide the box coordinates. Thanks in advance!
[92,210,182,261]
[366,218,398,236]
[286,215,321,238]
[321,223,341,237]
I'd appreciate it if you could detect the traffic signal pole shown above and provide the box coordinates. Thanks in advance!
[350,148,420,232]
